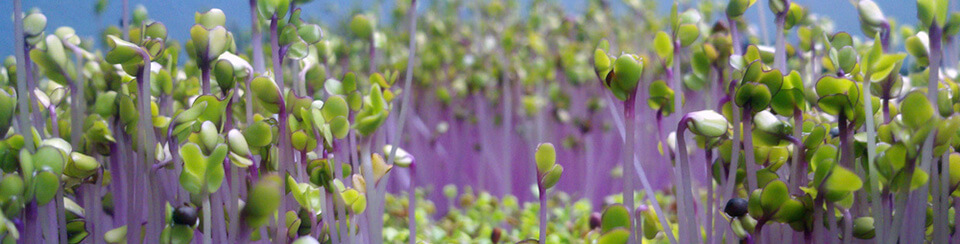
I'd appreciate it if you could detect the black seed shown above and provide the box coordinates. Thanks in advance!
[724,198,749,218]
[491,227,502,243]
[589,212,602,229]
[173,206,198,226]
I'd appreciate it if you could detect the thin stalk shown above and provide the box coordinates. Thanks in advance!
[383,1,419,242]
[269,12,293,244]
[135,51,160,241]
[623,90,637,244]
[270,14,284,92]
[203,194,212,244]
[886,156,918,242]
[49,106,67,244]
[672,41,683,125]
[705,149,716,244]
[826,202,838,244]
[841,208,852,244]
[229,164,240,243]
[929,22,948,244]
[245,75,254,125]
[538,178,547,244]
[13,0,33,153]
[201,64,211,95]
[742,108,758,191]
[65,43,85,151]
[407,165,417,244]
[789,110,805,194]
[721,97,742,199]
[757,1,770,44]
[728,17,743,55]
[861,64,884,244]
[774,8,789,72]
[938,153,950,243]
[603,82,676,244]
[249,0,265,73]
[360,137,376,243]
[676,115,702,244]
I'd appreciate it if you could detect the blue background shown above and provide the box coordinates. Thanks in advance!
[0,0,929,56]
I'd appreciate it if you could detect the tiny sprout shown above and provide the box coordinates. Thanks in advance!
[350,14,375,40]
[853,217,876,239]
[383,145,414,167]
[534,143,557,173]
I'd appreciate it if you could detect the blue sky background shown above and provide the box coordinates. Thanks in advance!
[0,0,929,56]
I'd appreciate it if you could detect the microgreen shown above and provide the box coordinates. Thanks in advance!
[2,0,960,243]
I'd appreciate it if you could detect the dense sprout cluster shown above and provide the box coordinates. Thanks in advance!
[4,0,960,243]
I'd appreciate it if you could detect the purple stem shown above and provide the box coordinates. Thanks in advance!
[201,64,211,95]
[249,0,265,73]
[742,107,757,191]
[623,89,637,244]
[13,0,33,154]
[269,11,293,244]
[676,114,702,244]
[538,171,547,244]
[705,149,715,244]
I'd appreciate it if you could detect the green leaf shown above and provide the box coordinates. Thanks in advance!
[853,217,876,239]
[243,174,282,228]
[329,116,350,139]
[760,180,788,213]
[613,54,643,93]
[104,35,142,64]
[321,96,349,121]
[869,54,906,82]
[535,143,557,173]
[905,34,929,66]
[65,152,100,179]
[775,199,805,223]
[179,143,206,195]
[23,12,47,36]
[901,91,934,130]
[600,204,631,233]
[199,121,219,151]
[824,166,863,201]
[727,0,757,17]
[540,164,563,189]
[34,171,59,205]
[858,0,886,27]
[0,175,24,202]
[350,14,374,40]
[104,226,127,244]
[647,80,676,114]
[227,129,251,157]
[837,46,858,74]
[597,228,630,244]
[298,24,323,44]
[195,8,226,29]
[31,146,64,177]
[654,31,674,62]
[677,24,700,47]
[204,144,228,193]
[251,76,282,114]
[688,110,729,137]
[815,76,860,117]
[286,40,309,60]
